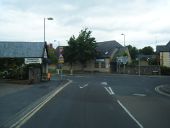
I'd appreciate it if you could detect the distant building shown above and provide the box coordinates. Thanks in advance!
[156,41,170,67]
[138,55,157,66]
[95,40,131,72]
[62,40,131,73]
[0,41,49,81]
[47,43,54,49]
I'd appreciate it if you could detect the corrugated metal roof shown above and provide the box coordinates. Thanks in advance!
[96,40,123,58]
[0,41,46,58]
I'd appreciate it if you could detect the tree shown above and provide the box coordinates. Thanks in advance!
[48,47,57,64]
[64,28,96,72]
[63,36,77,73]
[140,46,154,55]
[76,28,96,69]
[127,45,138,60]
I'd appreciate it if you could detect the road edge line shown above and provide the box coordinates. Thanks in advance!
[10,79,72,128]
[117,100,144,128]
[155,85,170,97]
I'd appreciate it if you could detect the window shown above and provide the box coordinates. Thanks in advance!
[101,62,105,68]
[95,62,99,68]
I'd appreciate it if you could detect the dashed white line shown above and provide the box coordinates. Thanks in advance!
[79,83,88,89]
[104,87,111,95]
[104,87,115,95]
[117,100,144,128]
[108,87,115,95]
[133,94,146,97]
[103,85,143,128]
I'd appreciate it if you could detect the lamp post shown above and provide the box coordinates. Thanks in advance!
[138,49,141,76]
[121,33,126,47]
[44,17,53,42]
[121,33,126,73]
[43,17,53,79]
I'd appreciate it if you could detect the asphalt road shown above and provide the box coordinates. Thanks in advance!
[21,74,170,128]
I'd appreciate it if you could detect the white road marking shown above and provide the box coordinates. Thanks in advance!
[133,93,146,97]
[75,75,84,78]
[101,82,108,85]
[10,80,72,128]
[108,87,115,95]
[117,100,144,128]
[104,87,111,95]
[79,83,88,89]
[155,85,170,97]
[104,87,115,95]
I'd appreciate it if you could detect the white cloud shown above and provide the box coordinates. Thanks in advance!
[0,0,170,48]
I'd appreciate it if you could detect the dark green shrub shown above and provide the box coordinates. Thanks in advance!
[161,66,170,75]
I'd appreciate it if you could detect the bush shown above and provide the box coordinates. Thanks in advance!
[161,66,170,75]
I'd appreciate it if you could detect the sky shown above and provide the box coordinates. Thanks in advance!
[0,0,170,49]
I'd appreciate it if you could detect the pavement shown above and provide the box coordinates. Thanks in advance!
[0,76,69,128]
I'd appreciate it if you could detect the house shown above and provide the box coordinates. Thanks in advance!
[95,40,131,72]
[156,41,170,67]
[0,41,49,81]
[62,40,131,73]
[138,55,157,66]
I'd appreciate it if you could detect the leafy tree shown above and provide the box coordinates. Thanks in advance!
[139,46,154,55]
[76,28,96,69]
[127,45,138,60]
[64,28,96,71]
[48,47,57,64]
[63,36,77,71]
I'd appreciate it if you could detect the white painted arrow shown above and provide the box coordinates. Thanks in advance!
[79,84,88,89]
[101,82,108,86]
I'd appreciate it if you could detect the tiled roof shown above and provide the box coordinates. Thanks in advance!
[96,40,123,58]
[0,41,47,58]
[156,41,170,52]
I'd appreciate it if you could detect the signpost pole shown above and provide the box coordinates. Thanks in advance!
[57,46,64,81]
[124,64,125,74]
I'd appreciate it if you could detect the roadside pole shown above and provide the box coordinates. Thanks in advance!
[123,64,125,74]
[138,51,141,76]
[58,46,64,81]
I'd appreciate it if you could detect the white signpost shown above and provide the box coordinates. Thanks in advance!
[58,47,64,64]
[116,56,128,73]
[25,58,42,64]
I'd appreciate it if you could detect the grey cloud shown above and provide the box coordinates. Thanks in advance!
[152,27,170,34]
[0,0,170,47]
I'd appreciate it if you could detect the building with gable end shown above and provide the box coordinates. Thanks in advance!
[0,41,49,82]
[62,40,131,73]
[156,41,170,67]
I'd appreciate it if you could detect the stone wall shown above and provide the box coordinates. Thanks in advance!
[115,65,161,75]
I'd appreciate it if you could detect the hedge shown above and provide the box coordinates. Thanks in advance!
[161,66,170,75]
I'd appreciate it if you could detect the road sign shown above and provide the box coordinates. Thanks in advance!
[59,47,63,53]
[25,58,42,64]
[58,48,64,64]
[117,56,128,64]
[58,54,64,64]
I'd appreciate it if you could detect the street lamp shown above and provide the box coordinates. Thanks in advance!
[121,33,126,47]
[44,17,53,42]
[121,33,126,74]
[138,49,141,76]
